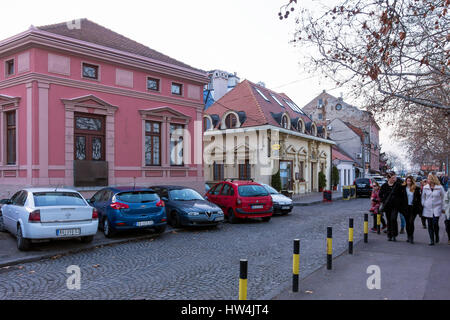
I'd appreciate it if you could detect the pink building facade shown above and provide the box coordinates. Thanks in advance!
[0,20,208,197]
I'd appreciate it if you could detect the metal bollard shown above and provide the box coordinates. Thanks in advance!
[349,218,354,254]
[327,227,332,270]
[292,239,300,292]
[364,213,369,243]
[239,259,248,300]
[377,213,381,235]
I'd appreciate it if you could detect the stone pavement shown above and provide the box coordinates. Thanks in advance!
[274,217,450,300]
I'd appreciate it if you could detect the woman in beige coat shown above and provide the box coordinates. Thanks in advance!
[421,174,446,245]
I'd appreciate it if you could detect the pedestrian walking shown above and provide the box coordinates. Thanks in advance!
[370,181,387,232]
[422,174,446,246]
[419,178,428,229]
[444,188,450,245]
[379,172,404,242]
[443,174,448,192]
[400,176,423,244]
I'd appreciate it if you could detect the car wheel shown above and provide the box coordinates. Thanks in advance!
[171,211,181,228]
[103,219,115,238]
[228,208,238,224]
[80,235,94,243]
[154,225,166,234]
[262,217,271,222]
[17,226,30,251]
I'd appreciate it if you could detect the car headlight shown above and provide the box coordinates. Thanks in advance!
[217,210,224,215]
[187,212,200,216]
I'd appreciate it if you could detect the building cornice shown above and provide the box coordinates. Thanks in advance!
[204,125,337,145]
[0,72,205,110]
[0,29,209,85]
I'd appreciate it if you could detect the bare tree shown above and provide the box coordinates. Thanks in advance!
[283,0,449,112]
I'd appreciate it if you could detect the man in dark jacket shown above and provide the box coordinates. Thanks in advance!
[379,172,405,241]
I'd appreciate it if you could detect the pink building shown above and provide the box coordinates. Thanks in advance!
[0,19,208,197]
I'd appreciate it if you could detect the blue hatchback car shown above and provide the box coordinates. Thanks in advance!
[88,187,167,237]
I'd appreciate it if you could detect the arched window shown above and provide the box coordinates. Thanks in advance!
[203,116,212,131]
[312,123,318,136]
[281,115,289,129]
[297,119,304,133]
[225,113,238,129]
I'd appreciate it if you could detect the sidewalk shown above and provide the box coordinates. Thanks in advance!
[292,190,342,206]
[274,218,450,300]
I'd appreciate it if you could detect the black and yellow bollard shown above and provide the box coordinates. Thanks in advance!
[377,213,381,235]
[239,259,248,300]
[349,218,354,254]
[327,227,332,270]
[292,239,300,292]
[364,213,369,243]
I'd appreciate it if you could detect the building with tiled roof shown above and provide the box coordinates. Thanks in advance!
[302,90,380,175]
[0,19,208,196]
[203,80,335,194]
[332,145,357,191]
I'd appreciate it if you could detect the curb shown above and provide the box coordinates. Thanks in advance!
[293,197,343,207]
[0,228,173,269]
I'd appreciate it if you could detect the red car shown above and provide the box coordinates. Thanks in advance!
[205,180,273,223]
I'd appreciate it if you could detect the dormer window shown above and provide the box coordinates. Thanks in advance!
[225,113,238,129]
[312,123,318,136]
[255,88,270,101]
[297,120,304,133]
[281,115,289,129]
[203,116,212,131]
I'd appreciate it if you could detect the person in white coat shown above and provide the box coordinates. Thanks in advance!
[444,188,450,245]
[421,174,446,245]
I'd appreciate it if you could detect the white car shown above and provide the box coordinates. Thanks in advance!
[261,184,294,215]
[0,188,98,251]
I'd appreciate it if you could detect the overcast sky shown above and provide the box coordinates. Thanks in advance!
[0,0,407,166]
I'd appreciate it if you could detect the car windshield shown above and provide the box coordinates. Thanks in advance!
[116,191,159,203]
[170,189,204,201]
[262,184,279,195]
[238,185,269,197]
[33,192,86,207]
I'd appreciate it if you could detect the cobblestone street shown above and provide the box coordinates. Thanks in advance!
[0,199,370,300]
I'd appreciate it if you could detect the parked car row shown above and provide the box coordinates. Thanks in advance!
[0,180,294,251]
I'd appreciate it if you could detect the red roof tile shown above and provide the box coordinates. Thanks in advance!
[332,146,355,162]
[206,79,313,129]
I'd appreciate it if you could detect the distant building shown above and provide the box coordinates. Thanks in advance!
[332,146,357,191]
[303,90,380,175]
[204,70,240,110]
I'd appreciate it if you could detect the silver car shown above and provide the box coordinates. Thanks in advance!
[261,184,293,215]
[0,188,98,251]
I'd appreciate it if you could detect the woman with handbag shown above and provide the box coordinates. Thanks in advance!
[379,172,404,241]
[421,174,446,245]
[370,181,386,232]
[401,176,422,244]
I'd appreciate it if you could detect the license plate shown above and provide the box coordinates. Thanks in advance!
[56,228,81,237]
[358,184,366,188]
[252,205,264,209]
[136,221,154,227]
[282,206,291,210]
